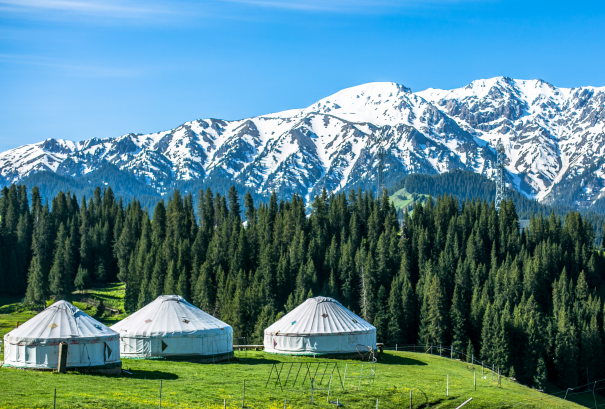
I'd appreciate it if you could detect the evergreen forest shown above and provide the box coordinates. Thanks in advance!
[1,183,605,392]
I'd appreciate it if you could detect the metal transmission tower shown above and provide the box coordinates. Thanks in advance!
[495,139,507,211]
[376,131,388,194]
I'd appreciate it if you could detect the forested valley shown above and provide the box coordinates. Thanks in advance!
[1,183,605,391]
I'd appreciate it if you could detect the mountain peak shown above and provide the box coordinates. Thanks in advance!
[1,78,604,210]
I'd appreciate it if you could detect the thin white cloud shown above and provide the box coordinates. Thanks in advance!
[220,0,465,12]
[0,0,179,20]
[0,53,142,78]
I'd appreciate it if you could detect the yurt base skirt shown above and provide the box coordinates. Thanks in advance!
[264,349,374,360]
[2,361,122,374]
[121,351,235,363]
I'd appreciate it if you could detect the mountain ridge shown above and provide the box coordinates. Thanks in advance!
[2,77,604,209]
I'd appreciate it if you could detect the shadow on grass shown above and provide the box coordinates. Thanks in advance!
[230,356,283,365]
[120,369,179,380]
[379,354,428,366]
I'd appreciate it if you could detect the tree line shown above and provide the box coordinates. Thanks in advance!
[1,183,605,390]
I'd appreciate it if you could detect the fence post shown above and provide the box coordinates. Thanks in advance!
[396,344,398,352]
[224,399,226,409]
[410,389,412,409]
[498,368,501,388]
[474,373,476,391]
[53,389,56,409]
[159,380,162,409]
[440,344,442,357]
[450,346,453,360]
[242,380,246,408]
[492,364,494,381]
[447,374,449,397]
[471,354,474,370]
[376,398,379,408]
[359,364,364,389]
[482,362,484,376]
[284,398,287,409]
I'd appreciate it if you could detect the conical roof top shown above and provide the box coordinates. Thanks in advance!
[110,295,231,338]
[4,300,117,345]
[265,297,375,336]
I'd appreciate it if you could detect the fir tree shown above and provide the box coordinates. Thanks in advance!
[74,265,90,293]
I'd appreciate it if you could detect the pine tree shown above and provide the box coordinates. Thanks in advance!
[48,223,70,299]
[554,309,579,387]
[450,284,468,356]
[533,358,547,390]
[164,260,177,295]
[194,262,215,312]
[74,265,90,293]
[387,276,403,344]
[466,339,475,363]
[426,274,448,345]
[25,255,46,306]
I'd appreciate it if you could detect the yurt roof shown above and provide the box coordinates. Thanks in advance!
[265,296,375,336]
[4,300,117,345]
[110,295,232,338]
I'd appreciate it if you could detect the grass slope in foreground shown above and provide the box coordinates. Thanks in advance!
[0,350,585,408]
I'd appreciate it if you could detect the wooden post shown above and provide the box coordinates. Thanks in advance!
[53,389,56,409]
[450,346,453,360]
[447,374,449,397]
[284,398,287,408]
[57,342,68,373]
[482,362,484,376]
[498,368,501,388]
[471,354,474,370]
[376,398,379,408]
[159,380,162,409]
[223,398,226,409]
[474,373,476,391]
[410,389,412,409]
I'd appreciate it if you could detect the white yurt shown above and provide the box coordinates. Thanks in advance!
[2,300,121,373]
[110,295,233,361]
[264,296,376,356]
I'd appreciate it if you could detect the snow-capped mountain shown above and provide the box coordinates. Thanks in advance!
[2,77,604,206]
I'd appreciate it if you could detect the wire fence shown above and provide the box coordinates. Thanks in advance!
[380,343,605,408]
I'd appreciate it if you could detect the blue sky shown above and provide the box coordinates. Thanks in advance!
[0,0,604,151]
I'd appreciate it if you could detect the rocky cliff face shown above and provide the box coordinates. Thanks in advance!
[2,78,604,206]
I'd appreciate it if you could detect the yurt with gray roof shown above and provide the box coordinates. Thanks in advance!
[2,300,121,373]
[110,295,233,362]
[264,296,376,357]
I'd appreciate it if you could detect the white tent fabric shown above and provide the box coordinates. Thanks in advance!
[3,300,120,370]
[264,296,376,355]
[110,295,233,358]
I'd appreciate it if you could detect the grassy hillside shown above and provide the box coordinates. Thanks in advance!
[0,350,589,408]
[0,285,599,408]
[390,187,428,212]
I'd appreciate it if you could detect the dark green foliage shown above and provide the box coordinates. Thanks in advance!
[2,182,605,392]
[74,265,90,293]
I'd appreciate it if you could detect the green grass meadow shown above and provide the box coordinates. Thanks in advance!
[0,350,588,409]
[0,285,599,408]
